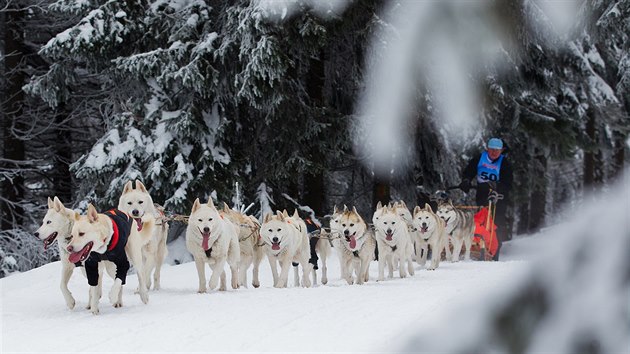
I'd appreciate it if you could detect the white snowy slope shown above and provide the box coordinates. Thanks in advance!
[1,238,529,353]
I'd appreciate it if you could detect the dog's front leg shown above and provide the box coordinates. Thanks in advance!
[300,257,312,288]
[359,256,370,284]
[193,256,207,293]
[463,234,472,261]
[377,250,386,282]
[428,240,440,270]
[451,237,463,262]
[344,257,354,285]
[208,257,227,291]
[319,247,328,285]
[252,247,263,288]
[89,286,100,315]
[109,278,123,308]
[276,259,291,288]
[60,262,76,309]
[267,256,279,287]
[229,261,239,290]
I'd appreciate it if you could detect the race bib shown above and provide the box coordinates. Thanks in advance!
[476,151,503,183]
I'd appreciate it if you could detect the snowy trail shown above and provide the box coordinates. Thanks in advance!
[1,243,530,353]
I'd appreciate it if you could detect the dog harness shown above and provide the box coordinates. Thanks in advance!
[84,209,133,286]
[476,151,504,183]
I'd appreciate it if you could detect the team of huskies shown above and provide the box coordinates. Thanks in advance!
[35,180,476,315]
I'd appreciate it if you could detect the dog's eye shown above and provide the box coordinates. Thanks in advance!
[65,237,72,241]
[392,222,396,225]
[46,220,51,224]
[268,229,272,233]
[127,202,132,205]
[384,222,388,225]
[342,223,346,227]
[277,228,281,232]
[208,218,213,221]
[350,223,354,227]
[198,219,202,222]
[79,232,85,237]
[138,201,144,204]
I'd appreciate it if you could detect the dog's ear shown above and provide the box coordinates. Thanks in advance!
[424,203,433,213]
[282,209,289,218]
[87,204,99,223]
[222,202,230,212]
[400,200,407,209]
[122,181,133,194]
[343,204,348,212]
[376,201,382,210]
[263,212,272,223]
[352,206,359,215]
[207,198,215,209]
[413,205,421,216]
[73,211,81,221]
[135,180,147,193]
[53,196,65,212]
[333,205,338,215]
[47,197,54,209]
[292,209,299,218]
[278,212,285,222]
[192,198,201,213]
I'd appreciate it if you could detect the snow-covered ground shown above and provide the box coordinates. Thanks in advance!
[1,236,530,353]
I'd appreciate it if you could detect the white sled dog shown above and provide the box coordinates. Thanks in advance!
[221,203,264,288]
[35,197,115,310]
[66,204,155,314]
[260,211,312,288]
[392,201,422,264]
[186,198,240,293]
[118,180,169,290]
[436,200,475,262]
[412,203,448,270]
[373,204,415,281]
[334,206,376,285]
[284,210,330,286]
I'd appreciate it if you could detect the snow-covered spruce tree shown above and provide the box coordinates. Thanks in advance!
[33,0,236,212]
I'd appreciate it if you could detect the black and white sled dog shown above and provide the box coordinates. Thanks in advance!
[118,180,169,290]
[333,206,376,285]
[373,203,415,281]
[66,204,155,314]
[259,211,312,288]
[35,197,115,310]
[436,200,475,262]
[185,198,240,293]
[412,203,448,270]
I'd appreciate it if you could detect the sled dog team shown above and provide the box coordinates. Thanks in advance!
[35,180,475,314]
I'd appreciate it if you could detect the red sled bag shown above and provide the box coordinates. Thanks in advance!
[473,207,499,258]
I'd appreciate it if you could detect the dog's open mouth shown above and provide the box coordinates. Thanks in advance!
[420,226,429,233]
[134,218,143,232]
[201,232,211,251]
[43,232,58,250]
[271,242,281,251]
[345,234,357,249]
[68,241,93,264]
[385,232,393,241]
[443,217,450,226]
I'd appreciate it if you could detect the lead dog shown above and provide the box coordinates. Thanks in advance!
[373,205,415,281]
[221,203,264,288]
[118,180,169,290]
[35,197,115,309]
[66,204,155,314]
[334,206,376,285]
[436,200,475,262]
[260,211,312,288]
[186,198,240,293]
[412,203,448,270]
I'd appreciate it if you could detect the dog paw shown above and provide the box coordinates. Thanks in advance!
[65,298,76,310]
[197,288,207,294]
[252,281,260,288]
[90,307,100,315]
[113,302,123,308]
[322,277,328,285]
[139,291,149,304]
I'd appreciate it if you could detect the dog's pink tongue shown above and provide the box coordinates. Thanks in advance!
[386,234,393,241]
[271,243,280,250]
[202,235,210,251]
[135,218,143,232]
[349,235,356,249]
[68,251,83,264]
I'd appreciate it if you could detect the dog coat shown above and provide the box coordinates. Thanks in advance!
[84,209,133,286]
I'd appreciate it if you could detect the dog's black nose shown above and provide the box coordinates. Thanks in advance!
[67,245,73,252]
[203,227,210,233]
[386,228,392,234]
[422,222,427,228]
[132,209,140,216]
[344,229,349,235]
[272,236,279,243]
[34,232,39,238]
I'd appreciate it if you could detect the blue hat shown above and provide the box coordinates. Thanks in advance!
[487,138,503,149]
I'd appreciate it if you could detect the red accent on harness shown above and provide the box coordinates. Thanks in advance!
[107,210,120,251]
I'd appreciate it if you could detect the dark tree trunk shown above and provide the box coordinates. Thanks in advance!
[372,177,391,209]
[1,5,26,230]
[528,153,547,231]
[53,105,73,204]
[583,106,596,191]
